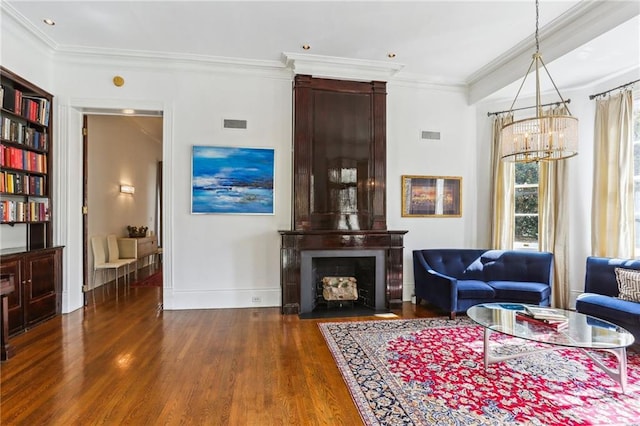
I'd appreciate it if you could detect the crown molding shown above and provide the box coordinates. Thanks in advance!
[391,71,467,92]
[282,52,404,82]
[467,0,640,104]
[53,46,289,78]
[1,2,59,51]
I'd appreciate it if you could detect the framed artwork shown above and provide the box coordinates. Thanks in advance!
[191,145,275,214]
[401,175,462,217]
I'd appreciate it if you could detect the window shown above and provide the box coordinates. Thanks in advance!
[514,162,539,250]
[632,93,640,254]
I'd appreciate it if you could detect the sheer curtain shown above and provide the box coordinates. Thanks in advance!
[591,90,634,258]
[539,105,570,308]
[490,114,514,249]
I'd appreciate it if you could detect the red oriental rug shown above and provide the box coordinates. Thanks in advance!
[130,270,162,288]
[319,318,640,425]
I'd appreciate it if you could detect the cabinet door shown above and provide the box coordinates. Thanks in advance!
[137,236,157,259]
[24,250,58,326]
[0,256,24,335]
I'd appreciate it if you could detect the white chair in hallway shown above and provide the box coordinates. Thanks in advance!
[107,234,138,286]
[90,235,134,302]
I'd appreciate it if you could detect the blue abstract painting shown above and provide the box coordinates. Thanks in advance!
[191,146,275,214]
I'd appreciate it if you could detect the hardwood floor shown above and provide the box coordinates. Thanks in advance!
[0,283,441,425]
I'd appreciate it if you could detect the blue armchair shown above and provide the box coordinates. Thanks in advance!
[576,256,640,345]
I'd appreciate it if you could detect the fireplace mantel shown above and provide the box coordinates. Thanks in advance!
[280,75,407,315]
[279,230,407,314]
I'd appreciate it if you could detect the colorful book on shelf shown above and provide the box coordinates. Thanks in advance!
[523,306,568,321]
[516,312,568,330]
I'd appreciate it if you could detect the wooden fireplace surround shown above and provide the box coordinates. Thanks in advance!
[279,75,407,315]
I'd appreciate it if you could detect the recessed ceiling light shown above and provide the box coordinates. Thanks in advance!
[387,53,396,59]
[302,44,311,50]
[43,18,55,26]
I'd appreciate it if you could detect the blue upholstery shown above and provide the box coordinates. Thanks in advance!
[575,256,640,345]
[413,249,553,319]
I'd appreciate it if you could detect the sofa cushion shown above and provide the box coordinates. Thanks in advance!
[487,281,551,302]
[584,256,640,296]
[419,249,488,280]
[614,268,640,302]
[457,280,496,299]
[576,293,640,326]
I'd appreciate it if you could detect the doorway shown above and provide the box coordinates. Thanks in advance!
[82,112,163,304]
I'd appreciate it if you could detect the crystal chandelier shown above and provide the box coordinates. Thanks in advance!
[501,0,578,162]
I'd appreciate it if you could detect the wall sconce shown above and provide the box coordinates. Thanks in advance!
[120,184,135,194]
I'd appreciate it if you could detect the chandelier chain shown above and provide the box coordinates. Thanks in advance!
[535,0,540,53]
[499,0,578,162]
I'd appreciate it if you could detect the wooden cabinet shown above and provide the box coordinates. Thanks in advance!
[0,246,63,336]
[118,236,158,268]
[0,68,61,335]
[1,66,54,249]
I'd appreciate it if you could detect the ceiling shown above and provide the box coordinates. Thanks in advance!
[3,1,639,103]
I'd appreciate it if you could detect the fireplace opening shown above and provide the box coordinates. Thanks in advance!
[300,249,386,316]
[313,256,375,311]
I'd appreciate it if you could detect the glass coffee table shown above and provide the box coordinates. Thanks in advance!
[467,303,635,392]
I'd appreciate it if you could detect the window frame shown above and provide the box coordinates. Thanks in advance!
[513,164,540,251]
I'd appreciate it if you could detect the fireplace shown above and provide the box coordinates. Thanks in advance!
[279,75,407,315]
[300,250,386,314]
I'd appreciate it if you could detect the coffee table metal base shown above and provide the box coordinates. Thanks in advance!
[482,327,628,393]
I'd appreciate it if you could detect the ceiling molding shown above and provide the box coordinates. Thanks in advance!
[467,0,640,104]
[54,46,289,79]
[1,2,58,51]
[282,52,404,82]
[2,2,288,79]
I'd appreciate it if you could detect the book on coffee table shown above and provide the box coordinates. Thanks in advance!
[516,312,568,331]
[523,306,568,321]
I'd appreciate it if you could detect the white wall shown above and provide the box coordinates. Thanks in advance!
[10,10,600,314]
[87,115,162,288]
[387,82,480,301]
[49,58,294,312]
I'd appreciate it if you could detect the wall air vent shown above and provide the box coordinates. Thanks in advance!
[223,119,247,129]
[421,130,441,141]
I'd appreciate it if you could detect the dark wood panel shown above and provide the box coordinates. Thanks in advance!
[0,247,62,335]
[292,75,387,231]
[24,249,58,326]
[279,230,406,314]
[285,75,405,315]
[0,257,23,335]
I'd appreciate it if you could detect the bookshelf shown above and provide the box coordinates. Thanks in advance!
[0,67,62,341]
[0,66,52,249]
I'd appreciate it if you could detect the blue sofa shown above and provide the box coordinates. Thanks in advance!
[413,249,554,319]
[576,256,640,345]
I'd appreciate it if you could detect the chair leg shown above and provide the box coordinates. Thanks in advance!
[450,312,456,320]
[102,270,109,296]
[126,264,131,292]
[92,269,97,305]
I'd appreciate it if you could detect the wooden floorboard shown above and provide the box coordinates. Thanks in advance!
[0,283,441,425]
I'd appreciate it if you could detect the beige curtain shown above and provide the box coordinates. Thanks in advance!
[539,106,570,308]
[490,114,515,249]
[591,90,634,258]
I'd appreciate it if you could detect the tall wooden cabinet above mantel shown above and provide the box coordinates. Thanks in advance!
[0,66,63,337]
[292,75,388,231]
[280,75,407,315]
